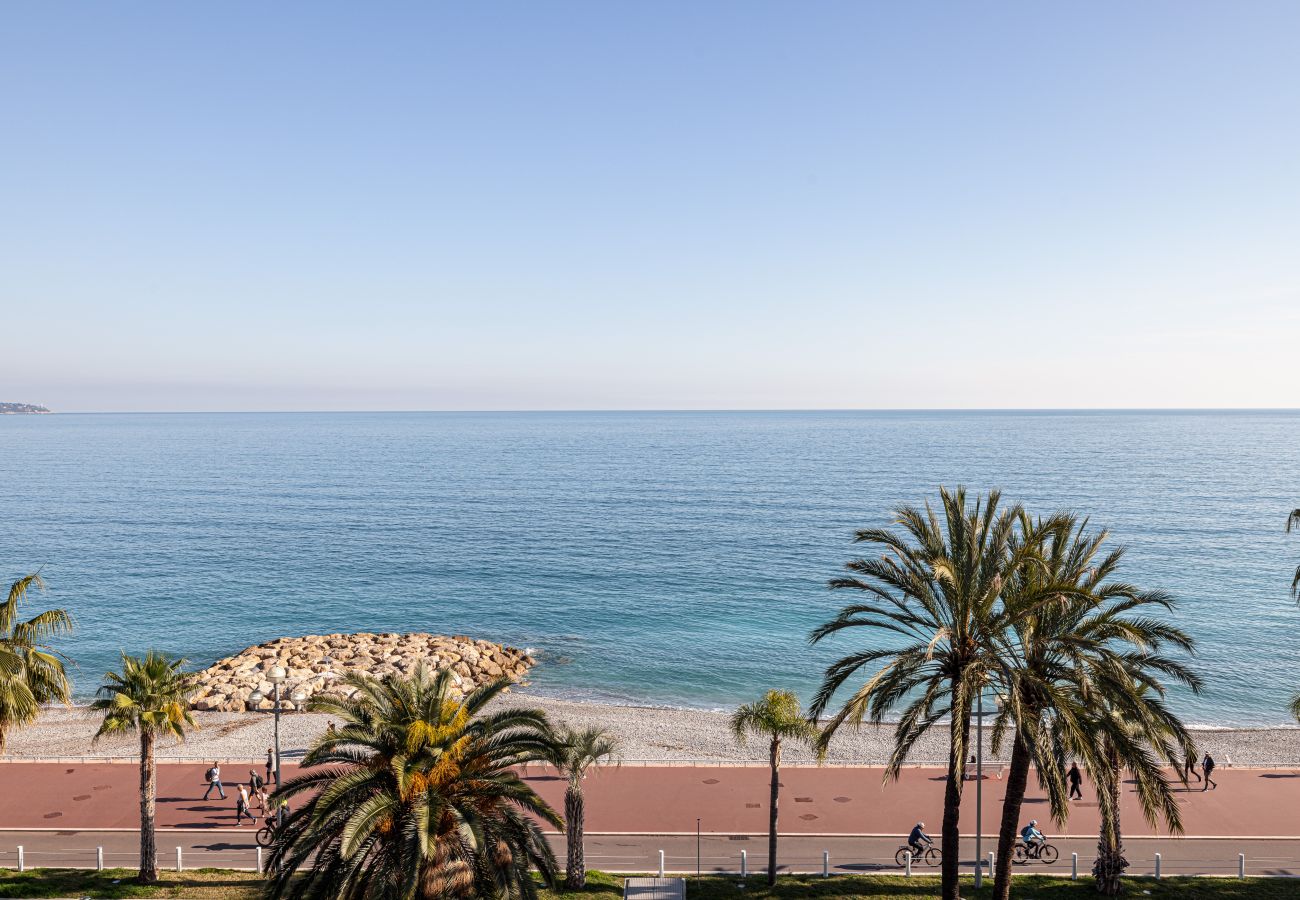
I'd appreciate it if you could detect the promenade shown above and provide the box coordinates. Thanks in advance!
[1,761,1297,876]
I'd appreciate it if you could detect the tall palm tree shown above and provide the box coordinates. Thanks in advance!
[1288,508,1300,598]
[989,514,1201,900]
[0,573,73,753]
[266,666,561,900]
[544,724,620,889]
[91,651,196,884]
[730,689,820,886]
[1082,677,1197,897]
[810,487,1040,900]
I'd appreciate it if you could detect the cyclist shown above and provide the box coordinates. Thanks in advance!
[1020,820,1045,858]
[907,821,933,858]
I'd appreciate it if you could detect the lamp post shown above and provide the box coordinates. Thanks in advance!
[975,689,984,888]
[249,665,288,829]
[973,689,1003,889]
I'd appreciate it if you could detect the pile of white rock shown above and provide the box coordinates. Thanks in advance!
[189,632,534,712]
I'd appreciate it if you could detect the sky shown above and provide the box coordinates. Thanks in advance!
[2,2,1299,412]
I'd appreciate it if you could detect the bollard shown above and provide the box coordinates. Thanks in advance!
[177,846,184,873]
[1238,853,1245,880]
[257,846,264,874]
[1154,852,1161,880]
[658,849,665,878]
[1072,852,1078,880]
[904,850,912,877]
[740,849,747,878]
[823,850,829,878]
[16,846,23,873]
[988,851,994,878]
[97,846,104,871]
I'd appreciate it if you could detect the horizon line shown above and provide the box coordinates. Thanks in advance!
[15,406,1300,416]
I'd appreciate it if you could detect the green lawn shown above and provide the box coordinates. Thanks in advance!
[4,868,1299,900]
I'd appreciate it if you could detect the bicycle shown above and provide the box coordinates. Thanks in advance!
[256,817,282,848]
[895,843,941,867]
[1012,838,1059,865]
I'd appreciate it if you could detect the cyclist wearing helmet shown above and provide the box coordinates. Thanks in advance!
[1020,819,1045,857]
[908,821,933,858]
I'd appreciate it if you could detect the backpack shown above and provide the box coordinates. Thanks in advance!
[205,767,218,783]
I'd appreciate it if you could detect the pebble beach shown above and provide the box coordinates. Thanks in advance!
[7,692,1300,768]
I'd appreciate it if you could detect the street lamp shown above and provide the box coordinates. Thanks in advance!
[973,688,1003,888]
[249,665,288,830]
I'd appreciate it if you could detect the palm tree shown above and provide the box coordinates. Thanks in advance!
[544,724,620,889]
[809,487,1037,900]
[1082,676,1197,897]
[265,666,561,900]
[989,514,1201,900]
[730,689,820,886]
[91,651,196,884]
[1288,508,1300,598]
[0,573,73,753]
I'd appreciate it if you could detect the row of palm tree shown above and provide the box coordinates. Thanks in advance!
[807,489,1201,899]
[83,656,623,892]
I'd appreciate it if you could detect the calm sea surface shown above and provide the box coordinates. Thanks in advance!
[2,411,1297,726]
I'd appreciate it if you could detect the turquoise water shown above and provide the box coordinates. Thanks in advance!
[2,410,1297,726]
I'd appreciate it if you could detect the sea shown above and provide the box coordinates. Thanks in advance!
[2,410,1297,727]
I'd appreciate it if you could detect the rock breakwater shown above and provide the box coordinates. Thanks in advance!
[190,632,534,712]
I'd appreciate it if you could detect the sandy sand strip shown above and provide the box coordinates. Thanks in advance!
[4,691,1298,767]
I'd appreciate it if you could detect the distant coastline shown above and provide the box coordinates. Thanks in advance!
[0,401,51,414]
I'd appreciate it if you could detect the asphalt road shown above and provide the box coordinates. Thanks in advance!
[2,830,1297,878]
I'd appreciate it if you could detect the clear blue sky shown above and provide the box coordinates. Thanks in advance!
[3,2,1298,411]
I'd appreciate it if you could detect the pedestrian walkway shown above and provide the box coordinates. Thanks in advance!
[0,762,1296,838]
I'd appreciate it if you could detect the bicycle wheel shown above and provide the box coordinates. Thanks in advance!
[894,847,909,867]
[1039,844,1059,864]
[256,824,275,847]
[923,847,942,866]
[1012,844,1029,865]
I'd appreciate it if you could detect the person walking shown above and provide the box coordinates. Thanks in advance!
[265,747,275,785]
[1067,762,1083,800]
[202,761,226,800]
[254,785,271,814]
[1203,752,1217,791]
[235,784,257,825]
[1185,752,1201,784]
[249,769,264,793]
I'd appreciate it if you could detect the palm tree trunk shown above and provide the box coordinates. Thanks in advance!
[1092,741,1126,896]
[564,779,586,889]
[992,733,1032,900]
[767,736,781,887]
[138,731,158,883]
[939,685,971,900]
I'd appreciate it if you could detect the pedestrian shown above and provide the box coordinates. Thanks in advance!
[249,769,264,793]
[254,786,270,814]
[326,721,337,738]
[265,747,275,785]
[1185,752,1201,783]
[1067,762,1083,800]
[202,760,227,800]
[1203,752,1217,791]
[236,784,257,825]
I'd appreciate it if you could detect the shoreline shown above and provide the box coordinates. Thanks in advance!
[8,690,1300,767]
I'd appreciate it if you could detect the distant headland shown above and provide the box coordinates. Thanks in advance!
[0,402,51,414]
